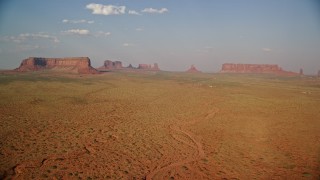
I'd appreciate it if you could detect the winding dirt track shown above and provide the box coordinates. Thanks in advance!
[146,106,219,179]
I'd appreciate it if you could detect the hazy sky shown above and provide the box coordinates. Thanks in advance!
[0,0,319,74]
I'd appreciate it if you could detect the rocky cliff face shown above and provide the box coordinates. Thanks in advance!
[15,57,99,74]
[186,65,201,73]
[220,63,298,75]
[99,60,123,70]
[138,63,160,71]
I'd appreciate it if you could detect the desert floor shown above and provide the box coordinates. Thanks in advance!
[0,71,319,179]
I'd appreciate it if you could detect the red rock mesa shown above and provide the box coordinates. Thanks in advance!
[99,60,123,70]
[186,65,201,73]
[138,63,160,71]
[15,57,99,74]
[220,63,298,75]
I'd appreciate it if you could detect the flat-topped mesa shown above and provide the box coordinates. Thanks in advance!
[138,63,160,71]
[15,57,99,74]
[186,65,201,73]
[99,60,123,70]
[220,63,298,75]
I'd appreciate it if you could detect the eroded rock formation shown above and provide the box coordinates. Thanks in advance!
[220,63,298,75]
[15,57,99,74]
[138,63,160,71]
[99,60,123,70]
[186,65,201,73]
[299,68,303,76]
[127,64,134,69]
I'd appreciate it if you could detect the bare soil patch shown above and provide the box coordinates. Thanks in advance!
[0,72,319,179]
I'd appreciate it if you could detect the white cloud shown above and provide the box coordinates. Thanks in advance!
[96,31,111,37]
[4,36,24,43]
[62,29,111,37]
[142,8,168,14]
[128,10,141,15]
[1,33,60,43]
[262,48,272,52]
[63,29,90,35]
[62,19,94,24]
[86,3,126,15]
[18,44,41,51]
[196,46,215,53]
[123,43,134,47]
[135,28,144,31]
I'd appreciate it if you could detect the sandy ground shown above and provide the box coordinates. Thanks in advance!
[0,72,319,179]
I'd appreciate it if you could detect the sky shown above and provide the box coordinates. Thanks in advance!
[0,0,319,74]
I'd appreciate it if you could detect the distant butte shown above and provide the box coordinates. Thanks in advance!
[127,64,134,69]
[220,63,299,75]
[98,60,123,70]
[138,63,160,71]
[98,60,160,71]
[15,57,99,74]
[186,65,201,73]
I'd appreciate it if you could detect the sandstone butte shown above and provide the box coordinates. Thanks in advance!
[138,63,160,71]
[186,65,201,73]
[98,60,123,70]
[15,57,99,74]
[98,60,160,71]
[220,63,300,75]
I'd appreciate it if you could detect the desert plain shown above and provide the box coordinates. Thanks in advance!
[0,71,319,179]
